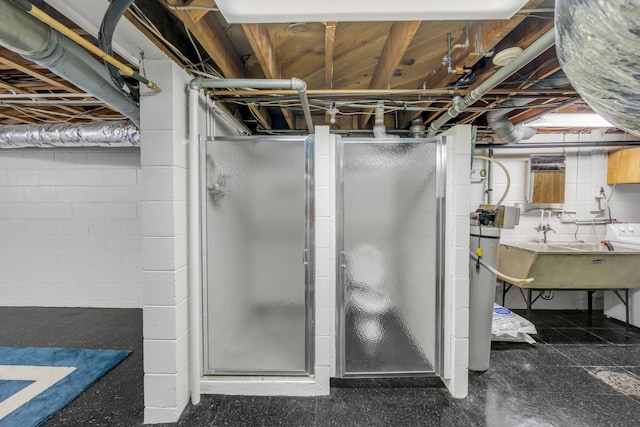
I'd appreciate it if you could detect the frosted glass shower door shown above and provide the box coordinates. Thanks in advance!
[337,138,443,377]
[203,136,314,375]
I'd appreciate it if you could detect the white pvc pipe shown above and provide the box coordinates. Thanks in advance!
[475,155,510,208]
[187,82,201,405]
[196,77,315,132]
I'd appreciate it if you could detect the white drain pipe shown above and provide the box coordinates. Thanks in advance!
[373,102,398,138]
[187,77,314,405]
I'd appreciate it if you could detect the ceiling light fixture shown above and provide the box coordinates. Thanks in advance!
[493,47,523,66]
[526,113,614,128]
[215,0,529,23]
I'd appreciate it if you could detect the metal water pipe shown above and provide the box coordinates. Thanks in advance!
[427,28,556,136]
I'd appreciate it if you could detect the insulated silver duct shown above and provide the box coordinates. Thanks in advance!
[0,121,139,148]
[486,99,536,144]
[0,0,140,126]
[556,0,640,137]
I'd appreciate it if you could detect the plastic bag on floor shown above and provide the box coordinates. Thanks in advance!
[491,304,537,344]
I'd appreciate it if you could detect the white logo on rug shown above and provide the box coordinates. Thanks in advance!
[0,365,76,420]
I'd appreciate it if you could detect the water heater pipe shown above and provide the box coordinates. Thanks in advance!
[474,155,510,208]
[469,251,534,285]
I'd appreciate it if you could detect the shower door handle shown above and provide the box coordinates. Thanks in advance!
[340,251,346,269]
[303,249,308,265]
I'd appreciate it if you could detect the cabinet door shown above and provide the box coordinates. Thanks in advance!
[608,147,640,184]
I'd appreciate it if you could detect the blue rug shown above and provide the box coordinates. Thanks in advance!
[0,346,131,427]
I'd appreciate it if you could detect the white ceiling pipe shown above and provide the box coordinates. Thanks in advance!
[373,102,399,138]
[193,77,315,133]
[0,0,140,126]
[427,28,556,136]
[0,121,139,148]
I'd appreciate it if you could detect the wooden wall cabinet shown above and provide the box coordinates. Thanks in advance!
[608,147,640,184]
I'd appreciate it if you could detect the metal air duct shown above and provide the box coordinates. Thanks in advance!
[0,0,140,126]
[486,99,537,144]
[555,0,640,137]
[0,121,139,148]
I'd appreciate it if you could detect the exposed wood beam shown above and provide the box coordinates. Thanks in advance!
[166,6,273,130]
[0,54,79,93]
[0,63,109,119]
[324,22,337,89]
[168,8,245,78]
[242,24,281,79]
[166,0,216,23]
[0,80,23,93]
[242,23,294,129]
[359,21,421,128]
[0,111,38,124]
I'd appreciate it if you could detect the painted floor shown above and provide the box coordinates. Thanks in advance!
[1,307,640,426]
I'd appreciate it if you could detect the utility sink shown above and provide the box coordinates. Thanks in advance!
[497,242,640,289]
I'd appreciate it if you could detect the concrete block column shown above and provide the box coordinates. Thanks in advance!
[140,59,193,424]
[442,125,472,399]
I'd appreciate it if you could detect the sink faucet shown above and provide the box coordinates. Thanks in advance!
[535,210,555,243]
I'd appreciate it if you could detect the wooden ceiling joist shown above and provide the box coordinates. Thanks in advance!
[324,22,337,89]
[0,54,79,94]
[358,21,421,128]
[242,23,294,129]
[165,5,274,129]
[400,7,539,128]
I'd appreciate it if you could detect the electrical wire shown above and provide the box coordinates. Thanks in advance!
[129,4,223,79]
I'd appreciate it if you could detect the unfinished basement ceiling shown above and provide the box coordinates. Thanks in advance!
[0,0,629,138]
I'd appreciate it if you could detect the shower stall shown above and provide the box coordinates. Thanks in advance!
[202,135,314,375]
[336,137,445,377]
[201,133,445,380]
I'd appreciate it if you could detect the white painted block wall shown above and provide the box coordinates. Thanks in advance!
[141,59,193,424]
[470,146,640,309]
[0,147,142,307]
[442,125,472,399]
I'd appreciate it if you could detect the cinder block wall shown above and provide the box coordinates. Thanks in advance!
[0,148,142,307]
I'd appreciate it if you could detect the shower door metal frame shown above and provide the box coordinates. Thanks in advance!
[335,136,446,378]
[201,135,315,376]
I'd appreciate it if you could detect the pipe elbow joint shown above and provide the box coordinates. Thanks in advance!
[290,77,307,92]
[189,78,203,90]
